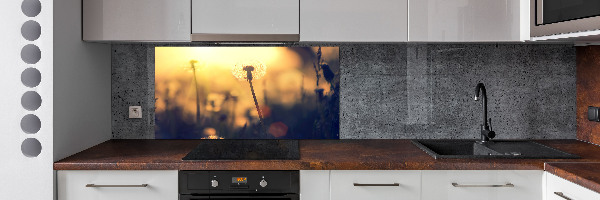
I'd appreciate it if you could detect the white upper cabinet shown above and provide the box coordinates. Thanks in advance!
[300,0,408,42]
[83,0,191,41]
[191,0,300,41]
[409,0,530,42]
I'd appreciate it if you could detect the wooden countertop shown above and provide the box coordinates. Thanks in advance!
[545,162,600,194]
[54,139,600,171]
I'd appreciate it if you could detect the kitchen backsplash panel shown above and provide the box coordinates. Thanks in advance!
[112,44,576,139]
[576,46,600,145]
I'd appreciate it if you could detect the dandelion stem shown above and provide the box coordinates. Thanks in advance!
[190,61,201,124]
[244,65,265,133]
[248,78,265,131]
[313,47,322,87]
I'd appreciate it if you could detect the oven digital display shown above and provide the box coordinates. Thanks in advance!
[232,177,247,184]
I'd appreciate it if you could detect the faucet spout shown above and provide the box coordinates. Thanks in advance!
[474,83,495,142]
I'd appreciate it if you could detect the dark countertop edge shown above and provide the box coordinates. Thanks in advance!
[51,139,591,172]
[53,162,544,171]
[545,162,600,194]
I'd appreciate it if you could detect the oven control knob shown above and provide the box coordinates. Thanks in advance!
[259,179,267,187]
[211,180,219,188]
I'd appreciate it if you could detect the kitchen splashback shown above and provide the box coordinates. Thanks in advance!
[112,44,576,139]
[154,47,339,139]
[576,46,600,145]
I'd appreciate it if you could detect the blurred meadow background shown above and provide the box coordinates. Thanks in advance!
[154,47,340,139]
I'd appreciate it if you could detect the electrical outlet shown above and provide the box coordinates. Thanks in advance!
[129,106,142,119]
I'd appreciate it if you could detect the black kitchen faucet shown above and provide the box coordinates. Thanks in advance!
[474,83,495,143]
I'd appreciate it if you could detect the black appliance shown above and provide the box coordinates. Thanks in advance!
[179,171,299,200]
[182,140,300,160]
[536,0,600,25]
[532,0,600,38]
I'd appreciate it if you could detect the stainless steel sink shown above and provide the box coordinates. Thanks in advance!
[412,140,579,159]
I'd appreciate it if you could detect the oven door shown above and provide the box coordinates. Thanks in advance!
[180,194,299,200]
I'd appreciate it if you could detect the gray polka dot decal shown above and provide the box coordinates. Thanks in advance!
[21,68,41,88]
[21,44,41,64]
[21,0,43,159]
[21,20,41,41]
[21,0,41,17]
[21,91,42,111]
[20,114,41,134]
[21,138,42,157]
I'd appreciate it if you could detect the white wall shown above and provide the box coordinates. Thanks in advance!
[0,0,110,199]
[0,0,54,199]
[53,0,111,162]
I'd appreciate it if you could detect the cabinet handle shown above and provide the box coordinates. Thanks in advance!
[353,183,400,186]
[554,192,573,200]
[86,184,149,188]
[451,183,514,188]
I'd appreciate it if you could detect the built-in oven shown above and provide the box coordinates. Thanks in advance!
[179,171,299,200]
[532,0,600,38]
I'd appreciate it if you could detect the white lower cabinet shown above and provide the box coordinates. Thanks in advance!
[330,170,421,200]
[57,170,178,200]
[545,172,600,200]
[300,170,330,200]
[421,170,543,200]
[57,169,600,200]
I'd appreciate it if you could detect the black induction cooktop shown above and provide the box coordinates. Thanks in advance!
[182,140,300,160]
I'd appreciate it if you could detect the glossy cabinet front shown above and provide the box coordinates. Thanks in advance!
[57,170,178,200]
[409,0,529,42]
[300,0,408,42]
[82,0,191,41]
[545,172,600,200]
[422,170,542,200]
[330,170,421,200]
[300,171,330,200]
[191,0,299,35]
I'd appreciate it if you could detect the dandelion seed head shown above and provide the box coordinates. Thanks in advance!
[231,60,267,81]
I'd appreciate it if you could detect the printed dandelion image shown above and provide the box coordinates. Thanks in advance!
[185,60,203,124]
[232,60,267,133]
[154,47,340,139]
[232,60,267,81]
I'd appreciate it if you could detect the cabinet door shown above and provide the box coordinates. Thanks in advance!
[409,0,529,42]
[191,0,299,40]
[83,0,191,41]
[300,0,408,42]
[546,172,600,200]
[57,170,178,200]
[422,170,542,200]
[330,170,420,200]
[300,170,330,200]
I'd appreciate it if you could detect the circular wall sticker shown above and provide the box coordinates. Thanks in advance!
[21,68,41,88]
[21,91,42,111]
[21,0,41,17]
[21,138,42,157]
[21,20,41,41]
[20,114,41,134]
[21,44,41,64]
